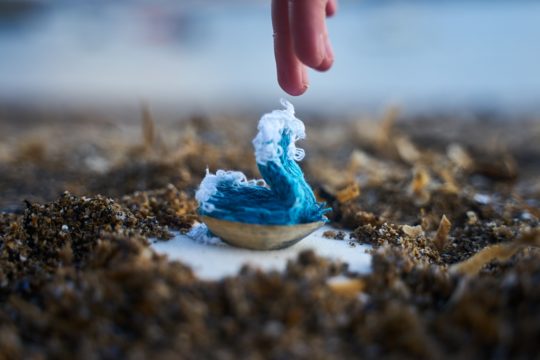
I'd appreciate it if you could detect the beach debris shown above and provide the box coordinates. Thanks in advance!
[474,193,491,205]
[374,106,400,153]
[447,143,474,170]
[335,182,361,204]
[402,225,425,238]
[395,136,421,164]
[327,276,366,297]
[466,211,479,225]
[142,103,156,152]
[450,228,540,276]
[322,230,347,240]
[433,215,451,252]
[409,166,431,205]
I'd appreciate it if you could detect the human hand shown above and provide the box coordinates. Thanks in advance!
[272,0,337,96]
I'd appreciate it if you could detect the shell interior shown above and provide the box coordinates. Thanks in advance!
[201,216,324,250]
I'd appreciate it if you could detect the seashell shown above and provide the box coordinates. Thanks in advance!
[201,215,324,250]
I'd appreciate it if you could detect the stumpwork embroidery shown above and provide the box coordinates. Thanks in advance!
[195,99,328,226]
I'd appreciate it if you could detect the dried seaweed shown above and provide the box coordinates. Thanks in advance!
[450,228,540,276]
[433,215,451,252]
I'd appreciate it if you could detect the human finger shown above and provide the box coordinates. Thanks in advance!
[290,0,328,68]
[272,0,309,95]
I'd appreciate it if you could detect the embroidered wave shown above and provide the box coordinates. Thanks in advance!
[252,98,306,165]
[195,100,328,226]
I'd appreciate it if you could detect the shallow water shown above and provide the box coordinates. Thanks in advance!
[1,0,540,113]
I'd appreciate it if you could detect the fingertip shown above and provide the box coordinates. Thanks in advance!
[315,56,333,72]
[326,0,337,17]
[283,83,309,96]
[315,36,334,71]
[291,0,327,69]
[273,0,309,96]
[278,71,309,96]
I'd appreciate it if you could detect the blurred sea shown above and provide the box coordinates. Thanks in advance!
[1,0,539,114]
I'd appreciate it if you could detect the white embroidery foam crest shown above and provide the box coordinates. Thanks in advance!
[252,99,306,165]
[195,169,266,210]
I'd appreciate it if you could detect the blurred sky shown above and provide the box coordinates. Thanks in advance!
[1,0,540,114]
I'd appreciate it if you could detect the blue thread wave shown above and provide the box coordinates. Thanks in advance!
[198,130,329,225]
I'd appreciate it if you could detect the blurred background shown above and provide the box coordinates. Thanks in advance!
[1,0,540,213]
[1,0,540,115]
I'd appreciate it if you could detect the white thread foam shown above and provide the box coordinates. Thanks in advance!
[195,169,264,210]
[252,99,306,165]
[187,222,226,246]
[196,169,248,203]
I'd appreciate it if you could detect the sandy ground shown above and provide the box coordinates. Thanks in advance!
[1,105,539,358]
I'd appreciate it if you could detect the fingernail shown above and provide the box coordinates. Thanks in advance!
[318,33,326,64]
